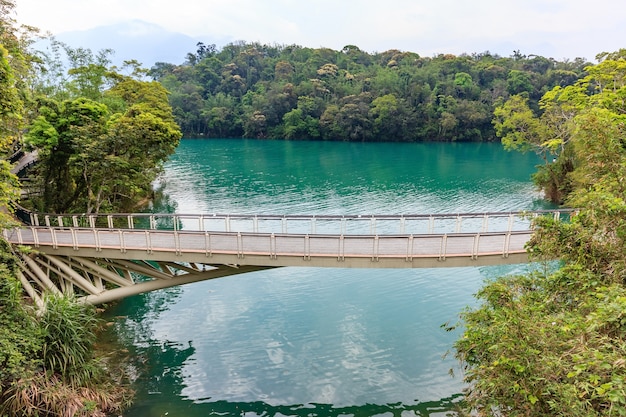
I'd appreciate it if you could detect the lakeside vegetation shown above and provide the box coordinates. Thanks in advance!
[455,50,626,416]
[0,1,177,415]
[2,0,626,414]
[151,41,589,142]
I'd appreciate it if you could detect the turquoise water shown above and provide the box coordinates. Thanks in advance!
[108,139,552,416]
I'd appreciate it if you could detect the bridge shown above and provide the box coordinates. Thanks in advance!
[2,208,570,308]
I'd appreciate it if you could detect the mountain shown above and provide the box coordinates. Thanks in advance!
[47,20,222,68]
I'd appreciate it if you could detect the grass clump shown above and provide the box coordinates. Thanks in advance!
[0,244,132,416]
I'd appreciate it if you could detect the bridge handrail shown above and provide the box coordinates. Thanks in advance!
[14,207,575,235]
[3,225,534,262]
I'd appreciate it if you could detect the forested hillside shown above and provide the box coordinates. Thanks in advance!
[152,42,590,141]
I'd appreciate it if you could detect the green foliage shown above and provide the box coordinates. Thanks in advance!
[0,257,44,384]
[0,5,135,414]
[494,94,546,153]
[457,51,626,416]
[0,32,25,228]
[0,252,130,415]
[26,60,182,213]
[0,45,22,144]
[39,295,102,385]
[149,44,590,141]
[457,272,626,416]
[493,54,626,203]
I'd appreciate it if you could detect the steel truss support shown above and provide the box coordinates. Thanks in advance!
[14,252,276,308]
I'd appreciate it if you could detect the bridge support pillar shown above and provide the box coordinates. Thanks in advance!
[13,252,277,308]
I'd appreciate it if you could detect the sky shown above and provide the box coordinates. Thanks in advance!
[14,0,625,62]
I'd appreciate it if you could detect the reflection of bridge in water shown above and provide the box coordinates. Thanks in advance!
[3,209,571,308]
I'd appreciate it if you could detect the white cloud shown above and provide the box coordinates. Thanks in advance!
[15,0,626,60]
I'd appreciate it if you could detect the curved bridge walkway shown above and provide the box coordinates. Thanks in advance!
[2,209,570,308]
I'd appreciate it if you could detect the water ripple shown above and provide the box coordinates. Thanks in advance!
[114,139,553,416]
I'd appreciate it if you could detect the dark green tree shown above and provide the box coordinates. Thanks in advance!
[26,57,182,213]
[455,52,626,417]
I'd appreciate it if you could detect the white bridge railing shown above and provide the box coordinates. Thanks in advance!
[21,209,573,236]
[5,209,573,267]
[5,226,532,263]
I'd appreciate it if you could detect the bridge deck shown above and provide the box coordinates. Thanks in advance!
[5,225,532,268]
[8,209,573,268]
[3,209,571,306]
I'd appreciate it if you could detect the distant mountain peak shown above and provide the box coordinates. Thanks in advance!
[49,20,224,68]
[108,20,167,38]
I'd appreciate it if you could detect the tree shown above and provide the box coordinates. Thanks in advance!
[26,63,182,213]
[455,52,626,417]
[493,94,574,202]
[26,97,108,212]
[507,70,533,96]
[0,0,37,226]
[282,107,320,139]
[370,93,414,140]
[333,94,373,141]
[0,45,21,226]
[150,40,588,141]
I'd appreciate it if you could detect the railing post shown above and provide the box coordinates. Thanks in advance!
[472,234,480,260]
[503,232,511,258]
[455,215,462,233]
[145,230,153,254]
[127,215,134,229]
[118,230,126,253]
[270,233,276,259]
[204,231,212,257]
[406,234,414,261]
[174,230,181,255]
[107,215,114,229]
[304,235,310,260]
[372,235,379,261]
[482,213,489,232]
[338,235,345,261]
[93,229,100,251]
[51,228,58,249]
[32,227,39,247]
[16,228,24,245]
[439,234,447,261]
[71,228,78,250]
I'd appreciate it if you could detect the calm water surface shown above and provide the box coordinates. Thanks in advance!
[108,139,552,416]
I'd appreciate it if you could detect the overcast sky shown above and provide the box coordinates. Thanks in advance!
[15,0,624,61]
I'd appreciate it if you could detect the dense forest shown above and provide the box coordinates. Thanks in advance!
[455,50,626,416]
[152,41,590,141]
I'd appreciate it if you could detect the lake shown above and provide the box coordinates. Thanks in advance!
[107,139,552,416]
